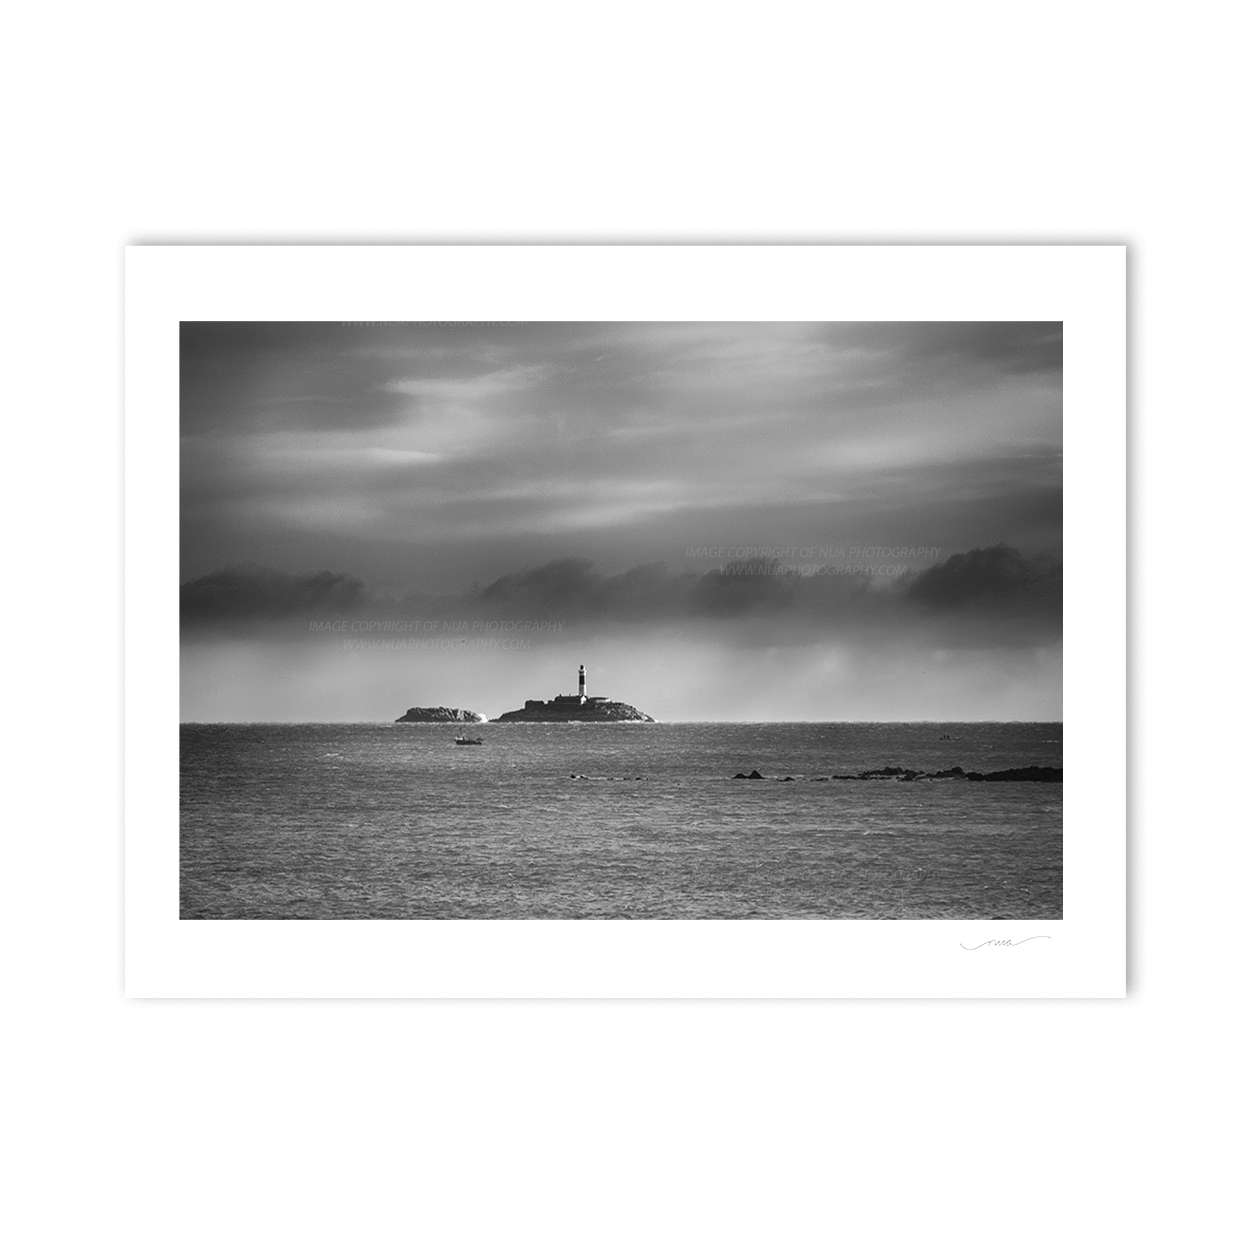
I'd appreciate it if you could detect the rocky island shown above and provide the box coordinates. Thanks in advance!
[395,706,487,723]
[492,664,654,723]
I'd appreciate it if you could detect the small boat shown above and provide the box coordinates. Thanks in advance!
[454,735,485,746]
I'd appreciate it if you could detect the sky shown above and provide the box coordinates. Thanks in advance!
[181,321,1062,721]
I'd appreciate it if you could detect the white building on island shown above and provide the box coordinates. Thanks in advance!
[546,663,609,707]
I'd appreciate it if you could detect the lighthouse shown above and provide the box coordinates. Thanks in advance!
[578,664,587,701]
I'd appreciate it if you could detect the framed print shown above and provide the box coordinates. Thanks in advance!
[125,245,1125,996]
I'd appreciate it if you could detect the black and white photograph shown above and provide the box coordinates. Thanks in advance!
[180,318,1063,921]
[21,2,1249,1243]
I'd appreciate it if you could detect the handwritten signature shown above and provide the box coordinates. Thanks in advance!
[960,936,1051,950]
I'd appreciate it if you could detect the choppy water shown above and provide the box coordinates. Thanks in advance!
[180,722,1061,919]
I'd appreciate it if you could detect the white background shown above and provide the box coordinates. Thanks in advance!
[6,2,1246,1248]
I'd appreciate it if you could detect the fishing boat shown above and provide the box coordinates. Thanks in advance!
[453,735,485,746]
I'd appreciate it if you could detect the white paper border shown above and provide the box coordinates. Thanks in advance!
[125,245,1125,997]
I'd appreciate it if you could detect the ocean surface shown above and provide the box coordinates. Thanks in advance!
[180,722,1061,919]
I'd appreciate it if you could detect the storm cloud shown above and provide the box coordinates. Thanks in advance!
[907,544,1061,616]
[182,547,1060,646]
[180,563,367,621]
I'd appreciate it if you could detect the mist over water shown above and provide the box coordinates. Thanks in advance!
[180,630,1062,723]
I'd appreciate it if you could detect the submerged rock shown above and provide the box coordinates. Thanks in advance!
[730,761,1058,784]
[823,763,1060,783]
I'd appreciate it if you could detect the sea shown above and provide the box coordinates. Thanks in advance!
[180,722,1061,920]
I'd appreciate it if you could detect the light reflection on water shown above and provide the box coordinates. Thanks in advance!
[181,722,1062,919]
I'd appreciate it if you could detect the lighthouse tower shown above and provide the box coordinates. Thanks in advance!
[578,664,587,701]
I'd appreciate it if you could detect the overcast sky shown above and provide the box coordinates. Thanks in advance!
[181,321,1062,721]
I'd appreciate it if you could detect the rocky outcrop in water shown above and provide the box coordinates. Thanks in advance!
[730,763,1061,782]
[964,766,1062,782]
[395,706,486,723]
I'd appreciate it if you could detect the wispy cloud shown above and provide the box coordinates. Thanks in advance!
[182,321,1062,591]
